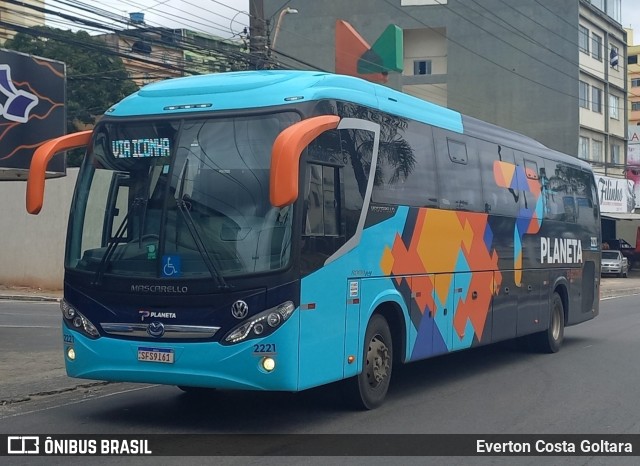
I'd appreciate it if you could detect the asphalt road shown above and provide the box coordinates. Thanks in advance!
[1,293,640,464]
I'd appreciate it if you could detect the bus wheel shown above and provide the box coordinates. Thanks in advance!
[530,292,565,353]
[346,314,393,410]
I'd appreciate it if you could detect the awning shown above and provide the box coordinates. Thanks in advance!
[601,212,640,221]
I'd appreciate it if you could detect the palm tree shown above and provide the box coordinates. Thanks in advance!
[312,101,416,198]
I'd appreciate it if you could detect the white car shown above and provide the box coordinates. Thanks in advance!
[601,250,629,278]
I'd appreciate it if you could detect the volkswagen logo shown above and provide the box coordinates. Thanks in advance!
[147,321,165,338]
[231,300,249,319]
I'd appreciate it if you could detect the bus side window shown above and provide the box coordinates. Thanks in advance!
[479,142,519,217]
[542,160,590,224]
[304,164,339,236]
[516,155,541,213]
[434,129,483,212]
[371,121,438,208]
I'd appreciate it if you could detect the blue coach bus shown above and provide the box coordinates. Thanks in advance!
[27,71,600,409]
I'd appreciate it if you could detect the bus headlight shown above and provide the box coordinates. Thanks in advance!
[223,301,295,344]
[60,299,100,339]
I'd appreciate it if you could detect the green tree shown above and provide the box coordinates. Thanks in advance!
[5,26,139,165]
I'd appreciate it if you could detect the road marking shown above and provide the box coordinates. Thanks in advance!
[0,384,158,420]
[0,325,58,329]
[601,292,640,300]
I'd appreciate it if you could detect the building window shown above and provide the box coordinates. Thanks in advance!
[579,25,589,54]
[632,102,640,111]
[131,41,152,55]
[591,33,602,61]
[606,0,622,23]
[592,140,603,163]
[632,78,640,87]
[579,81,589,108]
[579,136,589,160]
[610,45,619,69]
[592,87,602,113]
[413,60,432,75]
[609,95,619,119]
[630,55,638,65]
[610,144,621,165]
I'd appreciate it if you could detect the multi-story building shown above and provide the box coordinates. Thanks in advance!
[96,28,186,87]
[96,23,246,87]
[0,0,45,43]
[264,0,627,176]
[628,29,640,128]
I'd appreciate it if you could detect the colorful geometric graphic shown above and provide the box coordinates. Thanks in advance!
[493,160,545,286]
[335,20,403,83]
[379,158,545,360]
[380,209,501,360]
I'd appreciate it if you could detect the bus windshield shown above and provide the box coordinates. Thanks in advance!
[66,112,300,281]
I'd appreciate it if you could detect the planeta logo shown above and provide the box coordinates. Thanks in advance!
[540,237,583,264]
[138,310,177,321]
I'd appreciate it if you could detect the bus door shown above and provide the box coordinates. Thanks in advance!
[297,118,381,388]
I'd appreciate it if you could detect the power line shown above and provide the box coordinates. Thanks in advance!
[2,1,291,73]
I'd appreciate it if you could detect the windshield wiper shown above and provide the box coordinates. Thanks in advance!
[92,197,146,285]
[175,198,229,289]
[92,211,129,285]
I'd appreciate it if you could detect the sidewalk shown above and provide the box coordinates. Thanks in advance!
[0,284,62,302]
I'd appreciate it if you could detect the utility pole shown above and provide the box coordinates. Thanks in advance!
[249,0,270,69]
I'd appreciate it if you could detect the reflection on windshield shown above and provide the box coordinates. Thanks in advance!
[66,112,300,280]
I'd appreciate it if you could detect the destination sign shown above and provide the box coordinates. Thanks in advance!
[112,138,171,158]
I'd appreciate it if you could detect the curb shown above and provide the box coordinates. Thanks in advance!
[0,294,61,302]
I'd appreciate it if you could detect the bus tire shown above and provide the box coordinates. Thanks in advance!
[530,292,564,353]
[345,314,393,410]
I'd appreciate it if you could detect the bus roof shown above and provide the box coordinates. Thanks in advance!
[106,70,463,134]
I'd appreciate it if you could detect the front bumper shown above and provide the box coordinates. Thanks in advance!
[62,313,300,391]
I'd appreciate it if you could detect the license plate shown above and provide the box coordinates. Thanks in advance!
[137,347,174,364]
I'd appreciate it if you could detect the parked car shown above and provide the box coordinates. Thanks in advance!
[601,250,629,278]
[603,237,639,270]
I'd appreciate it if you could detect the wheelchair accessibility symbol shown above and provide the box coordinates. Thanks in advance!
[162,255,182,277]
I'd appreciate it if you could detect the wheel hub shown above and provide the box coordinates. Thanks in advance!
[366,335,390,387]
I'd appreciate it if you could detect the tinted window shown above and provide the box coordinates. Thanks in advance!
[542,161,597,226]
[434,129,483,212]
[479,142,519,216]
[304,164,338,236]
[372,120,438,207]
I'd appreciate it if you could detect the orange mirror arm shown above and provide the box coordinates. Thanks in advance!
[270,115,340,207]
[27,130,93,214]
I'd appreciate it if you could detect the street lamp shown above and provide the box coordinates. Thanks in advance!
[272,7,298,51]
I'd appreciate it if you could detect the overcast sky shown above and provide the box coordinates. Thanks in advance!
[47,0,640,42]
[621,0,640,40]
